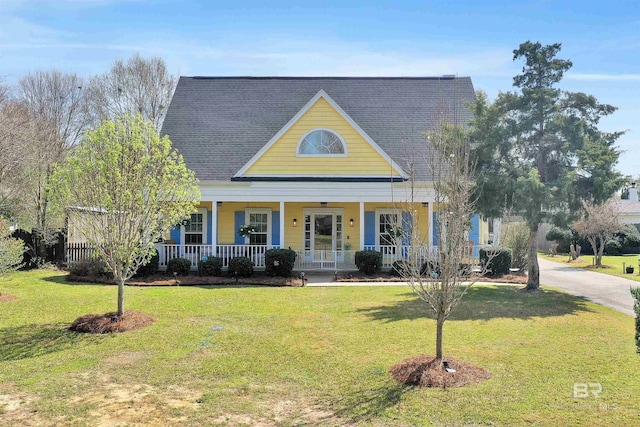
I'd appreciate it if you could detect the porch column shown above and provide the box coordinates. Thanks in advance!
[428,202,433,249]
[211,201,218,248]
[279,201,285,249]
[359,202,365,250]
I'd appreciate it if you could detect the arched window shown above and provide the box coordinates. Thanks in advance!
[297,129,347,156]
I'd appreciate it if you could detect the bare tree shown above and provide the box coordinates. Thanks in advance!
[400,120,489,361]
[0,82,31,220]
[87,53,177,131]
[18,70,90,239]
[573,200,622,267]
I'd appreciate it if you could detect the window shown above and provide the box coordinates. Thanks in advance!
[246,209,271,245]
[182,208,207,245]
[297,129,347,156]
[378,212,400,247]
[185,212,204,244]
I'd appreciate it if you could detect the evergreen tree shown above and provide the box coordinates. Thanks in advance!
[471,41,623,290]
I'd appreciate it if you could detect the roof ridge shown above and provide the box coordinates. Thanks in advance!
[187,76,467,80]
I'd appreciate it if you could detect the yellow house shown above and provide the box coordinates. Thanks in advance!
[158,76,486,270]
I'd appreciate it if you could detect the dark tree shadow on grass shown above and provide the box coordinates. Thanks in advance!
[0,323,105,361]
[330,382,413,423]
[357,286,594,323]
[41,275,112,286]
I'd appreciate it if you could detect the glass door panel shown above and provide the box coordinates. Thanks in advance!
[313,214,333,261]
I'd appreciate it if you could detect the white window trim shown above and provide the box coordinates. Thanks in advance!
[181,208,208,245]
[375,209,402,248]
[296,128,348,158]
[245,208,272,245]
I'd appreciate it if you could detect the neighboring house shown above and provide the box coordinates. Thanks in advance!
[614,183,640,226]
[152,76,491,270]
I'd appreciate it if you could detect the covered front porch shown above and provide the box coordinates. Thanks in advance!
[149,180,488,271]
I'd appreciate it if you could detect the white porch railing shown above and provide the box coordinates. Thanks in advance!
[66,243,492,272]
[155,244,280,270]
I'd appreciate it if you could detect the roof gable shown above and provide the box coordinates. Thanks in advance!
[161,77,477,182]
[234,90,407,179]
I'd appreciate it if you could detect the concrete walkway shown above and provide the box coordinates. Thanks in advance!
[538,257,636,316]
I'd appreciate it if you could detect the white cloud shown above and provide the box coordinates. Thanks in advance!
[0,0,144,13]
[0,15,65,42]
[191,39,515,78]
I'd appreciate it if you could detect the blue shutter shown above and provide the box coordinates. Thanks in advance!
[432,212,439,246]
[234,211,245,244]
[469,214,480,257]
[207,210,212,245]
[272,211,280,246]
[170,226,181,244]
[364,211,376,247]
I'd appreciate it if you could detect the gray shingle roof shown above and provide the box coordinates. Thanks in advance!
[161,76,476,181]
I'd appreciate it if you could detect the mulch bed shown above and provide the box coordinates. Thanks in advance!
[390,354,492,388]
[0,293,18,302]
[69,310,156,334]
[337,273,527,284]
[67,274,304,287]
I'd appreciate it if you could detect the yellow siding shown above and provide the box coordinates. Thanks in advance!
[245,97,400,176]
[216,202,280,244]
[213,202,431,248]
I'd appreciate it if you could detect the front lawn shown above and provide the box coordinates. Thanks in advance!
[540,252,640,282]
[0,270,638,426]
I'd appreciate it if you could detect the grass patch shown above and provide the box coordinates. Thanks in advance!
[0,269,639,425]
[540,252,640,282]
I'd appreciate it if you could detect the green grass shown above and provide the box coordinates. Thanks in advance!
[1,269,639,426]
[540,252,640,282]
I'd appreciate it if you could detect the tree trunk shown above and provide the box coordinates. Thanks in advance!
[526,226,540,290]
[435,314,444,360]
[117,279,125,316]
[597,237,605,268]
[590,236,602,267]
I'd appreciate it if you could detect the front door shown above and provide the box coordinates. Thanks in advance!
[303,210,344,265]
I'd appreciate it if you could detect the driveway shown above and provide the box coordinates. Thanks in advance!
[539,257,636,316]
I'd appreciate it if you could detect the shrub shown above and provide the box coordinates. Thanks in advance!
[68,259,91,276]
[546,226,572,243]
[265,249,296,277]
[390,260,412,277]
[68,257,109,278]
[134,250,159,277]
[167,257,191,276]
[546,225,573,253]
[631,287,640,353]
[605,237,622,255]
[228,256,253,277]
[502,222,529,271]
[480,247,512,276]
[354,250,382,275]
[420,261,440,277]
[618,224,640,254]
[198,256,223,276]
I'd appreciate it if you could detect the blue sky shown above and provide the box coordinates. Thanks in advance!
[1,0,639,176]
